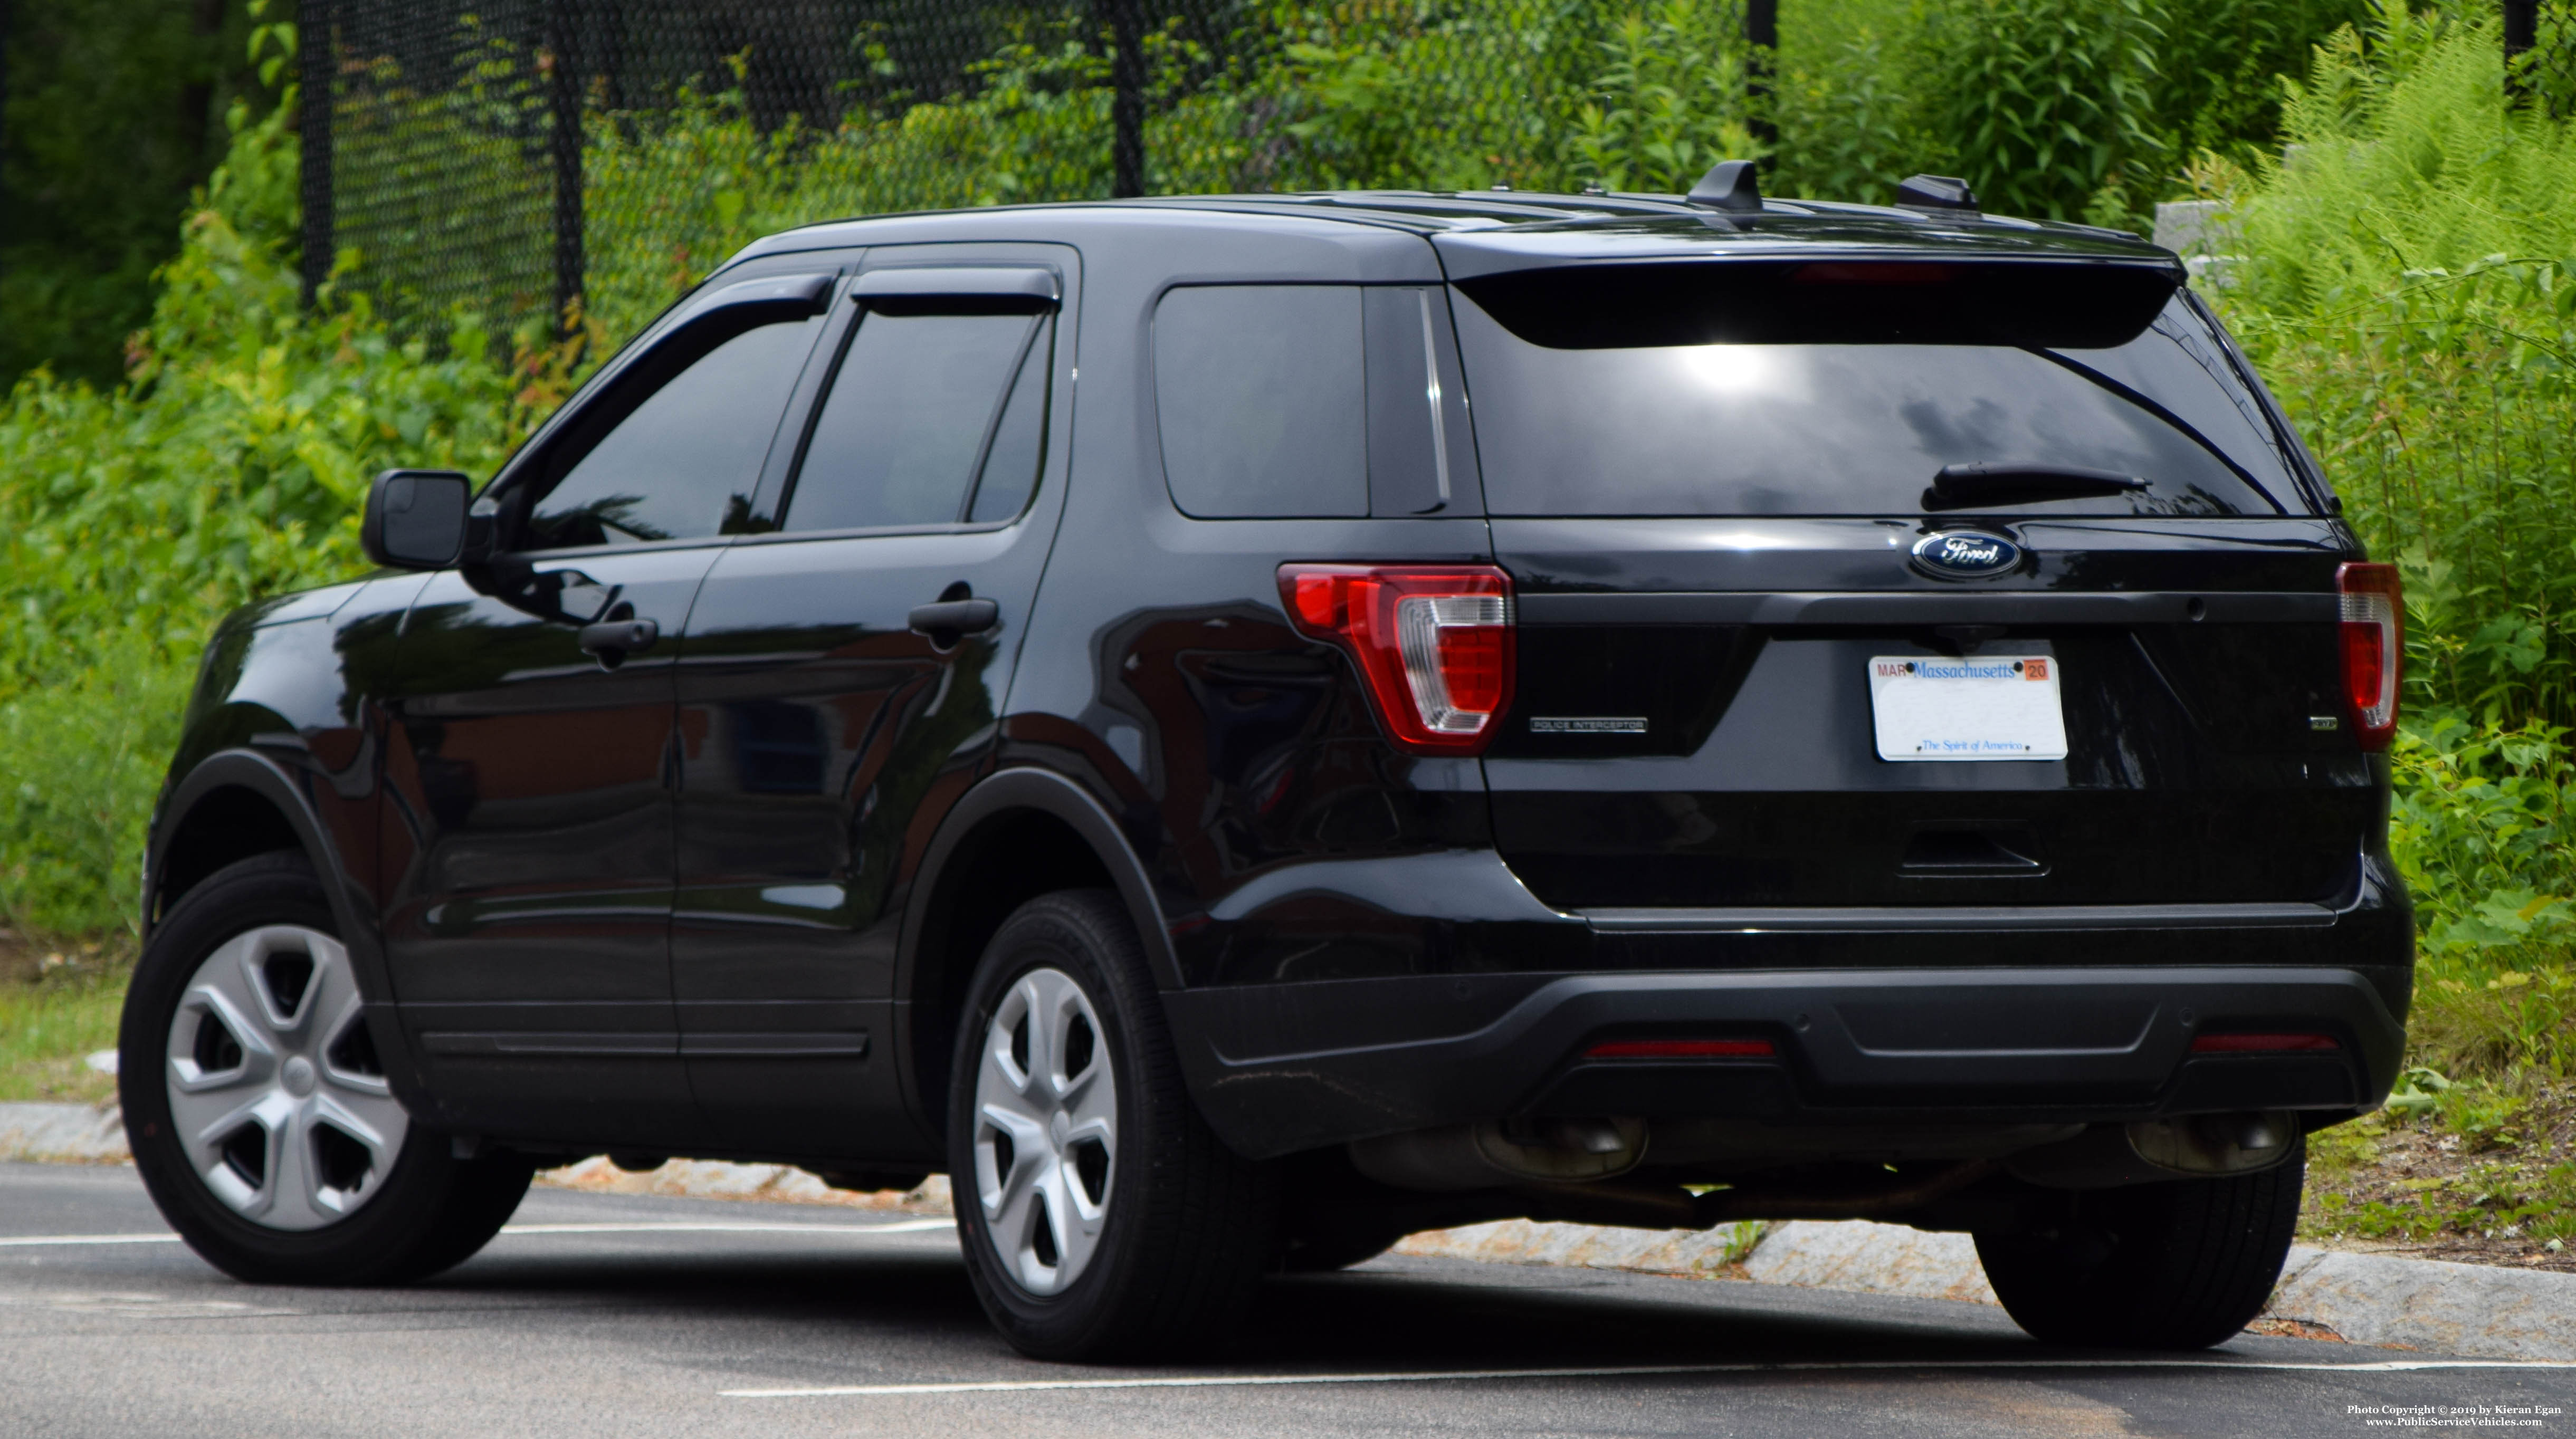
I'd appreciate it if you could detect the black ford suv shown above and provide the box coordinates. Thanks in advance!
[121,166,2412,1361]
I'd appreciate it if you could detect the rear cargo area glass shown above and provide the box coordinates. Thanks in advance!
[1452,273,2304,519]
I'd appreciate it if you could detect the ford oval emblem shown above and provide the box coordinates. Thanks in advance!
[1911,530,2023,579]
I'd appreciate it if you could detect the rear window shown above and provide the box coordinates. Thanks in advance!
[1452,261,2304,518]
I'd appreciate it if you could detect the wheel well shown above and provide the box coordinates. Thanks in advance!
[155,785,303,923]
[911,808,1118,1119]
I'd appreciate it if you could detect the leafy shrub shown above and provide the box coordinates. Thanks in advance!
[0,634,188,937]
[1913,0,2165,222]
[2184,4,2576,1078]
[1765,2,1933,203]
[2206,4,2576,732]
[1762,0,2365,215]
[0,67,585,939]
[1563,0,1761,191]
[2389,713,2575,955]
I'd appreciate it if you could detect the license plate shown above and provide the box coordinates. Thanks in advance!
[1868,654,2067,762]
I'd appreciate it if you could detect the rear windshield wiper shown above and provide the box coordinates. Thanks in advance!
[2024,347,2288,515]
[1924,463,2148,512]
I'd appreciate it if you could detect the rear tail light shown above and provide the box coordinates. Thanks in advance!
[1280,564,1515,755]
[2337,562,2402,750]
[2190,1032,2341,1054]
[1586,1038,1777,1060]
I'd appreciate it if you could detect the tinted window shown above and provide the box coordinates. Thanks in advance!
[969,322,1052,523]
[1453,281,2302,519]
[785,311,1047,531]
[1155,286,1366,518]
[528,319,820,548]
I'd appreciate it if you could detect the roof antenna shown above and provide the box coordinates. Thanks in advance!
[1896,175,1980,214]
[1685,160,1762,214]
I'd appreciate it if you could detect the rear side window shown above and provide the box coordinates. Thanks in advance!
[1452,262,2304,519]
[527,317,822,549]
[784,311,1053,531]
[1155,286,1367,518]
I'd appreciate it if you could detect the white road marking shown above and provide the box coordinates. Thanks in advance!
[0,1218,956,1249]
[0,1233,181,1248]
[0,1291,300,1318]
[723,1358,2576,1398]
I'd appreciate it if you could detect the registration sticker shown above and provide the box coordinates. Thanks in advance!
[1868,654,2068,762]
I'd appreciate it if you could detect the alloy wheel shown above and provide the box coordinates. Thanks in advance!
[972,966,1118,1295]
[162,925,408,1231]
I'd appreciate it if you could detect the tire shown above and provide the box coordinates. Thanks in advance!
[119,852,532,1286]
[1974,1135,2306,1350]
[949,889,1277,1361]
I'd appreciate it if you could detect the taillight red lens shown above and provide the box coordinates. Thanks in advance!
[1280,564,1516,755]
[2337,562,2402,750]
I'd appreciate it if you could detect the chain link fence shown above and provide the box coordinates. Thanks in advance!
[297,0,1331,340]
[298,0,2561,346]
[2508,0,2576,115]
[298,0,1792,342]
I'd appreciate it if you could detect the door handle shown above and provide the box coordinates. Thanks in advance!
[577,617,660,668]
[908,598,999,646]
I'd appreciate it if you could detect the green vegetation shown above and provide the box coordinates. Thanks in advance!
[0,948,126,1104]
[0,2,2570,1159]
[0,69,587,941]
[1,0,256,387]
[2304,1070,2576,1255]
[2186,5,2576,1085]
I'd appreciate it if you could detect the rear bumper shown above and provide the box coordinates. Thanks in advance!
[1168,964,2409,1159]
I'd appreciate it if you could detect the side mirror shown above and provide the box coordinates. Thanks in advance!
[362,469,473,570]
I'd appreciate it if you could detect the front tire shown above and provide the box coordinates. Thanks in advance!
[120,852,531,1285]
[949,890,1276,1360]
[1976,1136,2305,1350]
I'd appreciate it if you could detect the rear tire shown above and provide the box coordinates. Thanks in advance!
[120,852,532,1285]
[1975,1136,2305,1350]
[949,890,1277,1360]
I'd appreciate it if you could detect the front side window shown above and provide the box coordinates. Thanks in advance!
[526,317,823,549]
[782,311,1053,532]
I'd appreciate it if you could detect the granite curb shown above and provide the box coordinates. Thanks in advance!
[0,1099,131,1163]
[9,1099,2567,1361]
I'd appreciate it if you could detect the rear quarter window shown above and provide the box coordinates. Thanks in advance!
[1154,285,1367,519]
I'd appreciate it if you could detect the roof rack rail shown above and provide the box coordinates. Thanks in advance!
[1685,160,1762,214]
[1896,174,1979,214]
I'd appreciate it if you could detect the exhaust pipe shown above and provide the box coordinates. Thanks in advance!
[1350,1117,1648,1192]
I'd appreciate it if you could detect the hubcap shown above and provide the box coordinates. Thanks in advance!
[163,925,408,1231]
[972,967,1117,1295]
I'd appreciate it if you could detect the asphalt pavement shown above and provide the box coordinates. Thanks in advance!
[2,1160,2568,1437]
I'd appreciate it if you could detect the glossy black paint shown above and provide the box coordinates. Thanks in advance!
[1484,516,2384,914]
[669,241,1079,1156]
[150,575,433,1106]
[144,190,2415,1175]
[377,551,718,1147]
